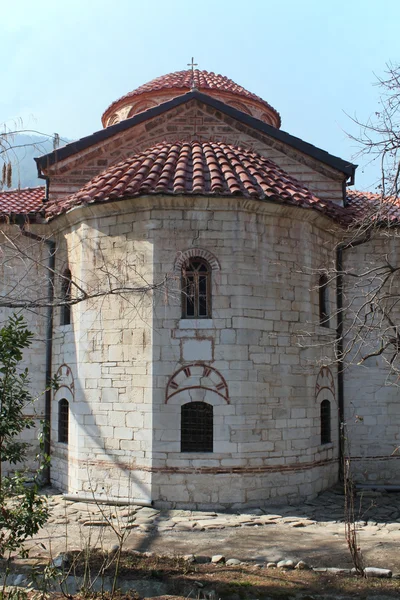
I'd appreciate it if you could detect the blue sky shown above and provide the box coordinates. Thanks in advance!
[2,0,399,190]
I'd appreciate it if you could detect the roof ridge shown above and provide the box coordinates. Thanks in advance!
[0,185,45,193]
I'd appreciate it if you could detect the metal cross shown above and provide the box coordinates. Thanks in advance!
[187,57,198,74]
[187,57,198,90]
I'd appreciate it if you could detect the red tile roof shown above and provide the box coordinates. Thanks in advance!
[0,186,45,216]
[346,189,400,223]
[45,141,345,220]
[102,69,281,127]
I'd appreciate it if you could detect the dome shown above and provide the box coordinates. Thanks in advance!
[101,69,281,129]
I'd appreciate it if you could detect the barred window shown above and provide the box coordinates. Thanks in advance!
[61,269,72,326]
[320,399,331,444]
[182,258,211,319]
[181,402,213,453]
[319,274,329,328]
[58,398,69,444]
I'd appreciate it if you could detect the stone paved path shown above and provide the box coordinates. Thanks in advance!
[25,486,400,571]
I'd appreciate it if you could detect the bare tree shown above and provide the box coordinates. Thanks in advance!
[0,227,168,312]
[349,62,400,198]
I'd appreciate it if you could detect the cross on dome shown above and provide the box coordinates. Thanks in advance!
[187,57,198,89]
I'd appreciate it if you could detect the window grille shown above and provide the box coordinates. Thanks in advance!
[58,398,69,444]
[181,258,211,318]
[319,274,329,327]
[181,401,213,452]
[320,399,331,444]
[61,269,72,326]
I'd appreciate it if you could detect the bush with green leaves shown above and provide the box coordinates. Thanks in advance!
[0,314,49,558]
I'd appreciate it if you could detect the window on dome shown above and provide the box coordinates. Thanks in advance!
[181,402,213,453]
[319,274,329,328]
[181,258,211,319]
[320,399,331,445]
[58,398,69,444]
[61,269,72,326]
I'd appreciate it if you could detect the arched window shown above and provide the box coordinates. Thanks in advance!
[181,402,213,452]
[181,258,211,319]
[319,274,329,327]
[320,399,331,444]
[61,269,72,326]
[58,398,69,444]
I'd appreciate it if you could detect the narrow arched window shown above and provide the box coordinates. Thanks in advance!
[319,274,329,327]
[61,269,72,326]
[181,402,213,452]
[58,398,69,444]
[320,399,331,444]
[182,258,211,319]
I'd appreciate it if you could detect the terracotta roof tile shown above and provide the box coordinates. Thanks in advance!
[45,141,346,221]
[346,189,400,223]
[0,186,45,216]
[102,69,281,127]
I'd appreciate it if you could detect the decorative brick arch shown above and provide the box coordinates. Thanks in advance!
[174,248,220,274]
[54,363,75,403]
[166,363,229,404]
[127,100,158,118]
[108,115,120,126]
[315,366,335,401]
[229,100,252,115]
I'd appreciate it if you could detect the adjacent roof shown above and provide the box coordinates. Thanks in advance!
[101,69,281,127]
[347,189,400,223]
[44,141,346,220]
[0,186,45,216]
[36,90,356,180]
[0,178,397,230]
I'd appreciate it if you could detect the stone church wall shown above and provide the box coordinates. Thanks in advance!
[343,235,400,484]
[0,227,48,476]
[48,196,340,507]
[49,210,154,501]
[149,196,339,507]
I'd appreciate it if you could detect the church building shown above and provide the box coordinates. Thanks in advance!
[0,67,398,508]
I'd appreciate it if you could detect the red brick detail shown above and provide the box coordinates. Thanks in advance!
[315,366,335,400]
[174,248,220,273]
[76,456,336,475]
[166,363,229,404]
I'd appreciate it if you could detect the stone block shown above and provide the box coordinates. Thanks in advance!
[220,329,236,344]
[182,339,212,361]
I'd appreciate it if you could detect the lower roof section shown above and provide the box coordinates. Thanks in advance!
[0,181,398,228]
[0,186,45,217]
[44,140,344,220]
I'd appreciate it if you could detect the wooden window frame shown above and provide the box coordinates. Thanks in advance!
[181,401,213,453]
[61,269,72,326]
[320,399,331,445]
[58,398,69,444]
[181,257,212,319]
[319,274,329,328]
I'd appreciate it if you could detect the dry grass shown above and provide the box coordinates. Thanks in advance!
[4,551,400,599]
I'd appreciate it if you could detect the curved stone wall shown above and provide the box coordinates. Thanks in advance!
[49,195,339,507]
